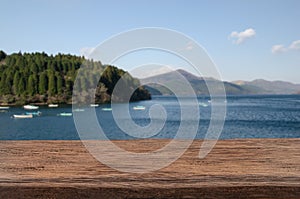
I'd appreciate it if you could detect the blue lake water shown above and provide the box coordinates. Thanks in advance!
[0,95,300,140]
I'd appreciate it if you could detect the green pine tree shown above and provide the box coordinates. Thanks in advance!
[39,72,48,94]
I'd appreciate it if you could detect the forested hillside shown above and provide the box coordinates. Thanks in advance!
[0,50,150,105]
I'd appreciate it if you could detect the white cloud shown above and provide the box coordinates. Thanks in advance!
[229,28,256,44]
[79,47,95,58]
[271,45,287,54]
[271,40,300,54]
[289,40,300,50]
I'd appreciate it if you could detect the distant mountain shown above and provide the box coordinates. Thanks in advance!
[140,69,300,95]
[140,69,263,95]
[233,79,300,94]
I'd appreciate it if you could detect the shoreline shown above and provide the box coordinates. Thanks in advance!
[1,139,300,198]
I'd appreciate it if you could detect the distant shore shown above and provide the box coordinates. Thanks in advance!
[1,139,299,198]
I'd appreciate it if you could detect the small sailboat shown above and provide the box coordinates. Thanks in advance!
[133,105,146,110]
[48,104,58,108]
[0,106,9,110]
[58,112,72,116]
[13,114,33,119]
[23,105,39,110]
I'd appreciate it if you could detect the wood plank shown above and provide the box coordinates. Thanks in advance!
[0,139,299,198]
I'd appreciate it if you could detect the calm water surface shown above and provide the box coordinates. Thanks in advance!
[0,95,299,140]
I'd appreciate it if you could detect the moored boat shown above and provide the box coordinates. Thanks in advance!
[199,102,208,107]
[90,104,99,107]
[13,114,33,119]
[48,104,58,108]
[23,105,39,110]
[101,107,112,111]
[26,111,42,116]
[133,105,146,110]
[73,108,85,112]
[58,112,72,116]
[0,106,10,110]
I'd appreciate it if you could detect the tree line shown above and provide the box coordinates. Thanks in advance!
[0,50,150,105]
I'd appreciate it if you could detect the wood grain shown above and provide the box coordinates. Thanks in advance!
[0,139,299,198]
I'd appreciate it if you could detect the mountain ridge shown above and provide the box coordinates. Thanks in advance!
[232,79,300,94]
[140,69,300,95]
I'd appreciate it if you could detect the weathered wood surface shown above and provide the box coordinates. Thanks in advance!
[0,139,299,198]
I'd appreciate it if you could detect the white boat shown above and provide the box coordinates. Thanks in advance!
[199,102,208,107]
[23,105,39,110]
[90,104,99,107]
[0,106,10,110]
[207,99,226,103]
[73,108,85,112]
[48,104,58,108]
[58,112,72,116]
[133,105,146,110]
[26,111,42,116]
[101,107,112,111]
[13,114,33,119]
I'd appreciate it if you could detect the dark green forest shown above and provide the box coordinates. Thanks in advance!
[0,50,151,105]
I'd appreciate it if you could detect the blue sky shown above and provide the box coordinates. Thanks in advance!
[1,0,300,83]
